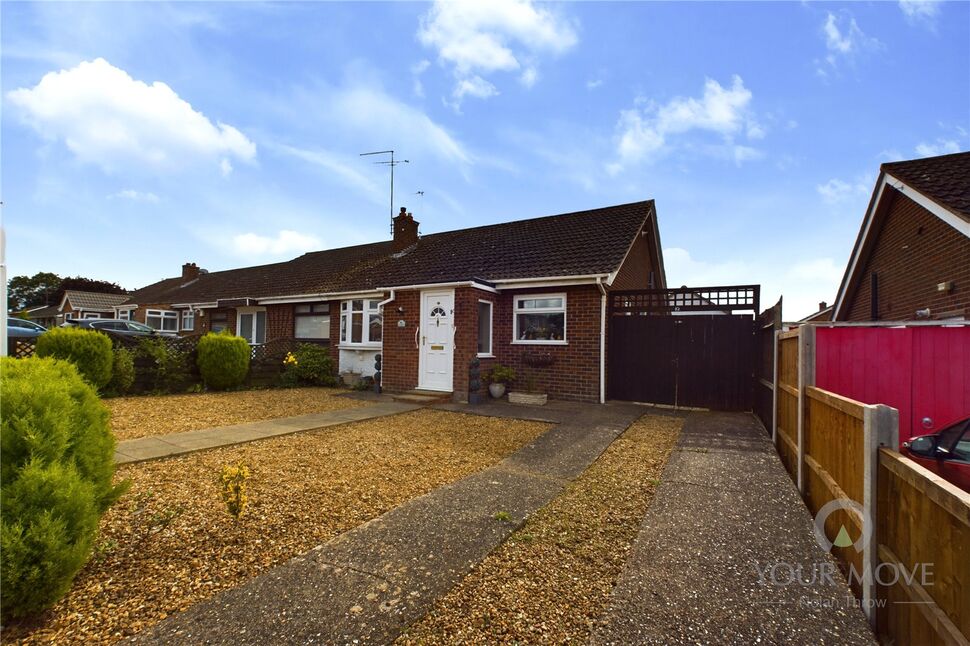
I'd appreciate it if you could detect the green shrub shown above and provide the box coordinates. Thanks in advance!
[136,338,190,393]
[0,357,127,619]
[196,331,250,390]
[106,347,135,396]
[487,365,516,385]
[35,327,113,389]
[280,343,336,387]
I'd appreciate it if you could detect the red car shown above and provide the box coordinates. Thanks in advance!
[901,416,970,492]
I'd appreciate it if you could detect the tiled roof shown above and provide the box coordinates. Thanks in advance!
[27,305,60,319]
[64,290,130,311]
[125,200,655,305]
[882,151,970,220]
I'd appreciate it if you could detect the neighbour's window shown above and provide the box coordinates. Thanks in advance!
[64,312,74,320]
[339,299,382,345]
[513,294,566,343]
[146,309,178,332]
[478,300,493,356]
[181,310,195,332]
[237,309,266,345]
[294,303,330,339]
[83,313,101,319]
[117,310,131,321]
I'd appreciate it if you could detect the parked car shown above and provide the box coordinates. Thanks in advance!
[7,318,47,338]
[65,318,178,338]
[901,416,970,492]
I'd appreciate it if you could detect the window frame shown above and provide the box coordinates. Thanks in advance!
[145,309,179,332]
[293,302,331,340]
[477,299,494,357]
[512,293,567,345]
[181,309,195,332]
[236,307,267,345]
[339,299,382,347]
[116,309,132,321]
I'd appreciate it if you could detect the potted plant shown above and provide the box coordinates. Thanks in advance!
[508,351,555,406]
[486,365,516,399]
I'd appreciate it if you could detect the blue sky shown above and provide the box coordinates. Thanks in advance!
[2,1,967,319]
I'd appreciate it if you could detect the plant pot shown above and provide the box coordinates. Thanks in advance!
[341,371,362,387]
[488,383,506,398]
[508,391,548,406]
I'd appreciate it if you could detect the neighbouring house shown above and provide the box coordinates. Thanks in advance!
[832,151,970,322]
[51,290,131,325]
[24,304,60,329]
[798,301,833,323]
[121,200,666,402]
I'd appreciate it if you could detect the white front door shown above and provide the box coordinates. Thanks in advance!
[419,290,455,392]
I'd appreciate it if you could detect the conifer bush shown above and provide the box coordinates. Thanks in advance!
[0,357,126,619]
[35,327,113,390]
[196,331,250,390]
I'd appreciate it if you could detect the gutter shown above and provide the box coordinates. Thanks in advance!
[377,289,396,310]
[597,276,607,404]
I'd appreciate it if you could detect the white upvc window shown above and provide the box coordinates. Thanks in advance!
[513,293,567,344]
[117,309,132,321]
[339,299,382,346]
[146,309,179,332]
[294,303,330,339]
[181,310,195,332]
[236,307,266,345]
[83,312,101,319]
[478,300,493,356]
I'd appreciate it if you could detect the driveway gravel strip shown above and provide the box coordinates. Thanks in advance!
[593,411,876,645]
[135,401,648,645]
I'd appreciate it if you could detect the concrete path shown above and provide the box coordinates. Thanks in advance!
[593,412,876,645]
[113,402,421,465]
[136,401,647,645]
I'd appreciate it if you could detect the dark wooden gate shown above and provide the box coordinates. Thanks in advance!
[607,286,760,411]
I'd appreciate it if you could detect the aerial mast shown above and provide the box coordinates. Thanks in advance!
[360,150,409,223]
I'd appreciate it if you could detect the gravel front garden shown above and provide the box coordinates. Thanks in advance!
[398,413,683,645]
[3,409,550,645]
[106,387,365,441]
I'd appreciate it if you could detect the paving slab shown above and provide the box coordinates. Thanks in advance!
[593,411,876,646]
[135,401,647,645]
[114,401,421,465]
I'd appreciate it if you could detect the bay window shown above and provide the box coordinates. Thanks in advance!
[146,309,179,332]
[340,299,382,345]
[513,294,566,344]
[294,303,330,339]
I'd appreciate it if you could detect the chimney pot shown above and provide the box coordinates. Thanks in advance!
[182,262,200,281]
[392,206,419,251]
[819,301,827,310]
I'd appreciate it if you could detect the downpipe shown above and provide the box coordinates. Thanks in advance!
[597,277,606,404]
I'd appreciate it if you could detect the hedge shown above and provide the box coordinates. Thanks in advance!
[196,331,251,390]
[35,327,113,390]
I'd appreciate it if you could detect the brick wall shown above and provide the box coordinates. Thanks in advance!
[266,304,293,341]
[380,290,421,392]
[611,227,655,290]
[842,192,970,321]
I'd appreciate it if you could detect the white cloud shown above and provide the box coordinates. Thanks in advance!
[819,12,881,73]
[231,230,321,256]
[519,66,538,88]
[586,79,603,90]
[611,75,762,170]
[899,0,942,25]
[817,177,870,204]
[108,189,159,203]
[452,75,499,104]
[915,139,961,157]
[411,59,431,98]
[664,247,844,320]
[272,142,384,205]
[7,58,256,174]
[220,158,233,178]
[418,0,577,107]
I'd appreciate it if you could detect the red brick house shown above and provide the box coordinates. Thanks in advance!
[833,152,970,322]
[121,200,666,402]
[57,290,130,323]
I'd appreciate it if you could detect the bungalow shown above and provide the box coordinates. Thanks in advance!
[832,151,970,322]
[53,290,131,324]
[120,200,666,402]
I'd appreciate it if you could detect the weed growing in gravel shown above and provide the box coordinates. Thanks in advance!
[493,511,513,523]
[221,462,250,522]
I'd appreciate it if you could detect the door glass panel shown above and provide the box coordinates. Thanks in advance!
[255,311,266,344]
[239,313,253,343]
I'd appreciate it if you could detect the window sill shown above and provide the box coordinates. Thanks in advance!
[511,340,568,346]
[477,353,496,358]
[337,343,382,350]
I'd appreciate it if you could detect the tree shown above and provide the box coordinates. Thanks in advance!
[6,272,61,311]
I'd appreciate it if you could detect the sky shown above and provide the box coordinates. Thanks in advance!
[2,1,968,320]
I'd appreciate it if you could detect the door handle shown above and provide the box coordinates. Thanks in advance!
[414,326,419,349]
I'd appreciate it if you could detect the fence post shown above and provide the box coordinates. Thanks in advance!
[796,325,816,495]
[861,403,899,625]
[771,329,780,444]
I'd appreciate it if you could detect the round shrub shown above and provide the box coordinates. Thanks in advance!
[280,343,337,387]
[107,347,135,395]
[196,331,251,390]
[1,357,126,619]
[36,327,113,390]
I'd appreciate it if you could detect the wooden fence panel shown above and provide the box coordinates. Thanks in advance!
[776,330,800,483]
[877,450,970,646]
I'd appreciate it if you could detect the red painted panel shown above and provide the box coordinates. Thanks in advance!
[815,326,970,443]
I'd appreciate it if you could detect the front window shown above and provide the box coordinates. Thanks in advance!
[478,300,493,355]
[237,308,266,345]
[182,310,195,332]
[146,309,179,332]
[210,311,228,333]
[117,309,132,321]
[295,303,330,339]
[83,313,101,319]
[513,294,566,344]
[340,299,382,345]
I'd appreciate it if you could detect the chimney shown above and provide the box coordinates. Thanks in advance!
[182,262,201,281]
[818,301,828,311]
[392,206,419,251]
